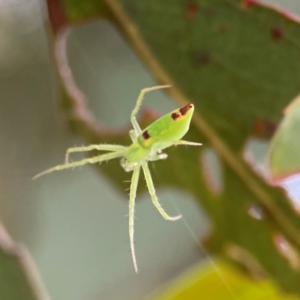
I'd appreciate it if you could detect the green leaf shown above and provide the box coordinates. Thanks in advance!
[46,0,300,296]
[0,222,50,300]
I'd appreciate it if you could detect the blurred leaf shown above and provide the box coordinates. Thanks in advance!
[153,260,299,300]
[0,222,50,300]
[268,95,300,182]
[46,0,300,296]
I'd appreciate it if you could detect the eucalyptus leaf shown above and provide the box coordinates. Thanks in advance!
[46,0,300,295]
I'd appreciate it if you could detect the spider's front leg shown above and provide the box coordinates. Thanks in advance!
[129,129,137,143]
[130,85,171,136]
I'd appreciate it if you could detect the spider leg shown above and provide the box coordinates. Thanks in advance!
[129,129,137,143]
[128,165,140,273]
[131,85,171,136]
[141,162,181,221]
[173,140,202,147]
[33,150,126,179]
[65,144,126,163]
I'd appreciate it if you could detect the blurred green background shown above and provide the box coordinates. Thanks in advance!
[0,0,299,299]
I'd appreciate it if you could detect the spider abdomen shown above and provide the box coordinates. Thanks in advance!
[138,104,194,151]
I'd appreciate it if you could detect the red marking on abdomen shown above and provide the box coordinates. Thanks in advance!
[142,130,151,140]
[179,104,193,116]
[171,112,180,120]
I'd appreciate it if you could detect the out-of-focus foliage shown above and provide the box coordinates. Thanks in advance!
[0,223,49,300]
[154,260,299,300]
[268,95,300,182]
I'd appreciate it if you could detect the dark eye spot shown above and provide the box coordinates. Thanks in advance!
[179,104,193,116]
[142,130,151,140]
[171,112,180,120]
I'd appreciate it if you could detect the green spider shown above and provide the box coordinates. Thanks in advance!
[34,85,201,272]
